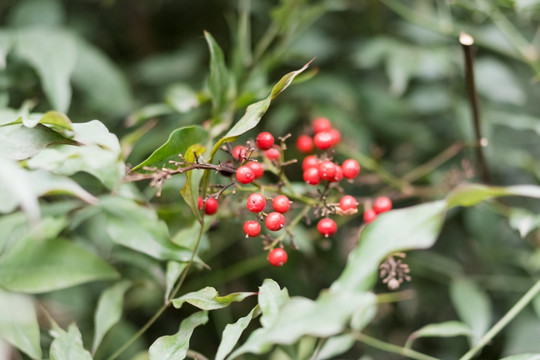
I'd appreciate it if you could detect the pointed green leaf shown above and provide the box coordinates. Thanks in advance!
[149,311,208,360]
[500,354,540,360]
[0,124,72,161]
[2,111,73,131]
[450,278,492,345]
[405,321,472,349]
[0,236,119,293]
[131,125,209,171]
[92,280,133,353]
[171,287,256,310]
[258,279,290,328]
[166,84,200,113]
[332,200,447,292]
[204,31,230,116]
[100,197,200,263]
[15,29,77,112]
[209,60,313,161]
[50,323,92,360]
[0,156,40,222]
[446,184,540,209]
[0,289,42,359]
[318,334,356,360]
[180,143,206,221]
[216,306,260,360]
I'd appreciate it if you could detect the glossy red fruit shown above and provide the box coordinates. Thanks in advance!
[339,195,358,211]
[329,128,341,146]
[236,165,255,184]
[246,193,266,213]
[318,160,337,181]
[363,208,377,223]
[312,117,332,133]
[268,248,288,266]
[296,135,314,154]
[317,218,337,237]
[232,145,247,160]
[265,212,286,231]
[197,196,204,210]
[265,147,281,161]
[204,198,218,215]
[246,161,264,179]
[341,159,360,179]
[313,131,334,150]
[256,131,274,150]
[373,196,392,214]
[332,165,343,182]
[302,155,319,171]
[272,195,291,213]
[243,220,261,237]
[303,167,320,185]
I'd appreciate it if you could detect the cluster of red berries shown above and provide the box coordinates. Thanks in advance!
[363,196,392,223]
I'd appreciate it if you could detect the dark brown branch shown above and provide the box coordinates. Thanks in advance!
[460,32,491,184]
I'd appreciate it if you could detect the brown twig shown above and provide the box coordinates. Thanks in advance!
[460,32,491,184]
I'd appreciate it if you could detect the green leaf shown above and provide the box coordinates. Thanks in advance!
[180,143,206,221]
[92,280,133,353]
[509,208,540,238]
[228,291,375,359]
[258,279,290,328]
[131,125,209,171]
[100,196,199,263]
[1,111,73,131]
[0,156,40,222]
[49,323,92,360]
[500,354,540,360]
[475,57,525,105]
[0,211,28,254]
[446,184,540,208]
[165,261,188,302]
[72,36,134,115]
[0,236,119,293]
[0,124,72,161]
[450,278,492,345]
[171,287,256,310]
[204,31,230,117]
[26,120,124,189]
[209,60,313,161]
[216,306,260,360]
[405,321,472,349]
[165,84,200,113]
[331,200,447,292]
[318,334,355,360]
[149,311,208,360]
[0,289,42,359]
[0,30,13,69]
[15,28,77,112]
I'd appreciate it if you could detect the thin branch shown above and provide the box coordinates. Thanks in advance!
[460,32,491,184]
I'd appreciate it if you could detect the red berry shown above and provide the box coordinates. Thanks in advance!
[272,195,291,213]
[303,167,320,185]
[317,218,337,237]
[268,248,287,267]
[373,196,392,214]
[243,220,261,237]
[339,195,358,211]
[246,193,266,213]
[313,131,334,150]
[236,165,255,184]
[341,159,360,179]
[204,198,218,215]
[265,212,285,231]
[197,196,203,210]
[265,147,281,161]
[332,165,343,182]
[246,161,264,179]
[363,208,377,223]
[312,117,332,133]
[232,145,247,160]
[318,160,337,181]
[256,132,274,150]
[329,128,341,146]
[302,155,319,171]
[296,135,314,154]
